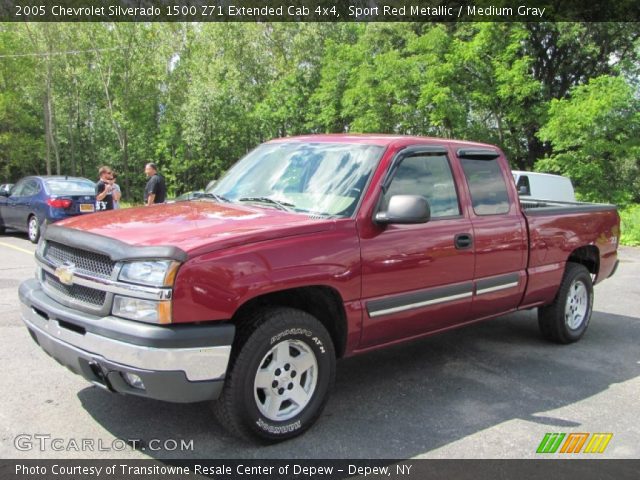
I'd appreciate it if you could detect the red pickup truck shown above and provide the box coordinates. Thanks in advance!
[19,135,619,442]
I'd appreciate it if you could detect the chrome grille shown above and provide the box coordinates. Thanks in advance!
[43,271,106,307]
[45,241,115,278]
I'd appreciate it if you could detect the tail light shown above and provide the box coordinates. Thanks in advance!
[47,198,72,209]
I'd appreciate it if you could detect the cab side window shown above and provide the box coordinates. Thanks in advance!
[383,154,461,218]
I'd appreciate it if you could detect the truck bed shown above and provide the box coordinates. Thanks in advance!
[519,198,619,309]
[520,198,617,216]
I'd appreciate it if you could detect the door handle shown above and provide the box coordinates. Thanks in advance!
[454,233,473,250]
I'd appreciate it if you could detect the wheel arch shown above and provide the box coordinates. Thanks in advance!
[232,285,348,358]
[567,245,599,276]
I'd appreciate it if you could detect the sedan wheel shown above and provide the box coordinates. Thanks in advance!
[27,216,40,243]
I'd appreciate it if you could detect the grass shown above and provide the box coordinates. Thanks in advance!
[620,204,640,246]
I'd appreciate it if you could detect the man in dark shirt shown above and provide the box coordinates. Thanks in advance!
[96,166,119,211]
[144,162,167,205]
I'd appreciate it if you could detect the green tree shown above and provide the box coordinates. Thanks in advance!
[1,22,639,205]
[0,24,43,181]
[537,75,640,204]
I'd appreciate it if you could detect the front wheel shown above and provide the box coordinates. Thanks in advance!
[213,307,335,443]
[538,263,594,344]
[27,215,40,243]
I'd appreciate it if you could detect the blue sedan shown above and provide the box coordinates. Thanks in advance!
[0,176,97,243]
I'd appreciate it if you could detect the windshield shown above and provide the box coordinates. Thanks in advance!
[209,142,383,217]
[45,179,95,195]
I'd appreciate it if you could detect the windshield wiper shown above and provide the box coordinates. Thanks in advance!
[201,193,231,203]
[238,196,295,212]
[297,209,337,219]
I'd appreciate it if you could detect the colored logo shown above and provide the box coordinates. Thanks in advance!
[537,433,613,454]
[54,264,75,286]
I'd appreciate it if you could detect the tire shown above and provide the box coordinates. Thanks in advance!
[538,263,594,344]
[213,307,335,443]
[27,215,40,243]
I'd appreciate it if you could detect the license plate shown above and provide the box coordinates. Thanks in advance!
[80,204,95,213]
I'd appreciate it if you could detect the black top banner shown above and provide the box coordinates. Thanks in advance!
[1,0,640,22]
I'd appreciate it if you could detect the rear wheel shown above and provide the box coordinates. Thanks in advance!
[213,307,335,443]
[538,263,593,344]
[27,215,40,243]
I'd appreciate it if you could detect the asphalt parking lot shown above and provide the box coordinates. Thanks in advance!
[1,231,638,459]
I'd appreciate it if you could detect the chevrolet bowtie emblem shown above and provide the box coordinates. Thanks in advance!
[54,264,75,286]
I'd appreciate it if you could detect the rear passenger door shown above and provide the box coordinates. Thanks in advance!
[360,148,475,348]
[457,149,528,318]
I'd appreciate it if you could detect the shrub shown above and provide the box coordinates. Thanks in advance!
[620,204,640,246]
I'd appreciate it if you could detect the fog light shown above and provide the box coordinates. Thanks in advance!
[122,372,145,390]
[112,295,172,324]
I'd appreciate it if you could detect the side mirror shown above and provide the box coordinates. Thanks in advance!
[518,185,530,196]
[375,195,431,225]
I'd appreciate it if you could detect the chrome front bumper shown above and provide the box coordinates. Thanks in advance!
[19,278,234,403]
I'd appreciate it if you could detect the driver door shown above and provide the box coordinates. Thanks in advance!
[359,150,475,348]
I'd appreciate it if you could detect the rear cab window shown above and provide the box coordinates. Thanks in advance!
[460,156,510,215]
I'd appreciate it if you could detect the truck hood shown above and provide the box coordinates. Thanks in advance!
[57,201,334,257]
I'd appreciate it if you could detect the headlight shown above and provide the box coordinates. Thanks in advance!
[119,260,179,287]
[113,296,172,324]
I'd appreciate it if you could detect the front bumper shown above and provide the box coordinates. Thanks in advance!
[19,278,234,403]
